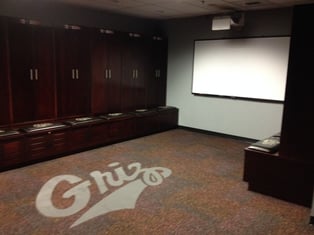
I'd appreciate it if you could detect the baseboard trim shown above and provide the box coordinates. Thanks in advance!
[178,125,257,143]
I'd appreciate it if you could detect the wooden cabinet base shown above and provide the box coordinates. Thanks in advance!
[0,107,178,171]
[0,135,25,169]
[244,148,314,207]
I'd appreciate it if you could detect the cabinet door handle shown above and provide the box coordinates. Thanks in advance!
[72,69,75,79]
[35,69,38,80]
[105,69,108,79]
[108,69,111,79]
[136,69,138,78]
[76,69,79,79]
[132,69,135,79]
[30,69,33,80]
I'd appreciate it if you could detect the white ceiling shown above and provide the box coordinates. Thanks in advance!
[52,0,314,19]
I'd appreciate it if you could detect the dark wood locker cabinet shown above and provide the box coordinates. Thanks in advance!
[56,26,91,118]
[8,19,56,123]
[121,33,150,112]
[0,18,11,125]
[91,29,122,114]
[279,4,314,164]
[147,37,167,108]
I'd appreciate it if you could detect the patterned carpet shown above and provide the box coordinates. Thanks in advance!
[0,129,313,235]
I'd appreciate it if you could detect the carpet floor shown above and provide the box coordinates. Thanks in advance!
[0,129,313,235]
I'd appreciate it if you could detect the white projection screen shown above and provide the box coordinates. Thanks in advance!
[192,37,291,102]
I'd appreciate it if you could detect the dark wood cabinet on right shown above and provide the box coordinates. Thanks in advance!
[243,4,314,207]
[279,4,314,164]
[244,148,313,207]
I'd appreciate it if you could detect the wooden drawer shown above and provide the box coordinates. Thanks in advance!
[26,131,68,160]
[0,139,25,166]
[109,119,135,142]
[90,123,109,145]
[69,127,91,151]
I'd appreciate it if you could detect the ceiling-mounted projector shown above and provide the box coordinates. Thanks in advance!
[212,12,244,31]
[212,16,231,30]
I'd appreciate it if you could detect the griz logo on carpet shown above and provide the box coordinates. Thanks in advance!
[35,162,172,228]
